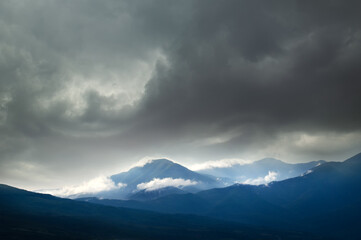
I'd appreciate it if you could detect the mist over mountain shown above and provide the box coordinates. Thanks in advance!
[197,158,325,184]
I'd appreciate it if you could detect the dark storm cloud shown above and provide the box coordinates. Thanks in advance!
[0,0,186,134]
[126,0,361,164]
[0,0,361,189]
[139,0,361,132]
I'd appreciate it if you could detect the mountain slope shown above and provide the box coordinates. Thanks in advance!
[0,184,320,240]
[128,186,187,201]
[111,159,218,187]
[86,159,223,199]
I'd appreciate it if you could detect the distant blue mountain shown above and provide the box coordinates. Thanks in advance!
[80,152,361,239]
[75,158,324,200]
[111,159,218,187]
[82,159,223,200]
[197,158,325,183]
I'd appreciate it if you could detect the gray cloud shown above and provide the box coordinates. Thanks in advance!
[0,0,361,189]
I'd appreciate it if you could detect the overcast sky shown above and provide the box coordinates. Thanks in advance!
[1,0,361,190]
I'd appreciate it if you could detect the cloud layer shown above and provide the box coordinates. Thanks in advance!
[243,171,278,185]
[189,158,252,171]
[137,178,198,192]
[38,176,126,198]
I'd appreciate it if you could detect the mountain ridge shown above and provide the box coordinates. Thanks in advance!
[196,158,325,184]
[44,157,328,201]
[78,152,361,239]
[0,183,322,240]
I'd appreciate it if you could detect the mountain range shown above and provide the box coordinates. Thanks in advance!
[2,153,360,239]
[64,157,323,200]
[197,158,326,183]
[78,152,361,239]
[0,184,321,240]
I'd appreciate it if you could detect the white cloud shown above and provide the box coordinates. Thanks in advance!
[243,171,278,185]
[301,169,313,176]
[189,158,252,171]
[264,171,278,182]
[38,176,126,198]
[137,178,198,192]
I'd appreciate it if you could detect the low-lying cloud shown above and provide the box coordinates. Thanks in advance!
[39,176,126,198]
[137,178,198,192]
[189,158,252,171]
[243,171,278,185]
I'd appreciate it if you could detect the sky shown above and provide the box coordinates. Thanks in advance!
[0,0,361,190]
